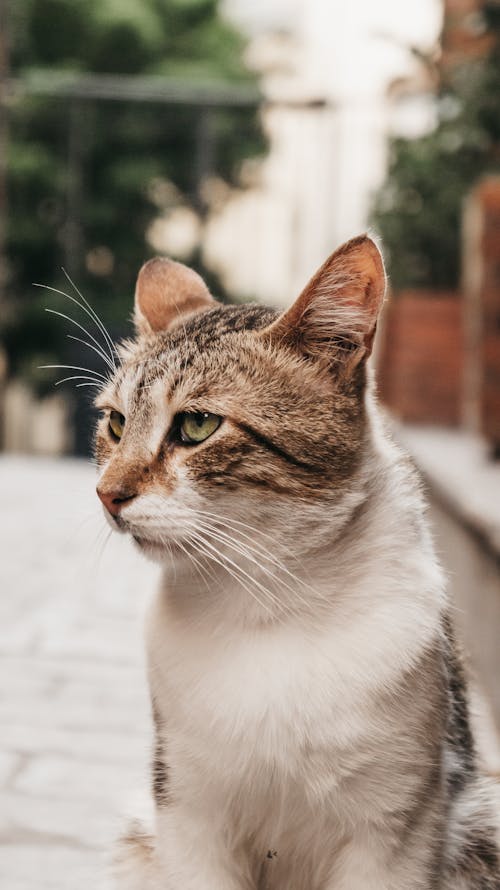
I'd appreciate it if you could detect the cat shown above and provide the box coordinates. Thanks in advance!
[94,235,500,889]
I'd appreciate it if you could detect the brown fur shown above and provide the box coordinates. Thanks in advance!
[135,256,213,334]
[96,300,368,507]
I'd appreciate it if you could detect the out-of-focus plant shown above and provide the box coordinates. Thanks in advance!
[3,0,265,389]
[371,1,500,290]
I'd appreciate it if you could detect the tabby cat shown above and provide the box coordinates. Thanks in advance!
[94,235,500,889]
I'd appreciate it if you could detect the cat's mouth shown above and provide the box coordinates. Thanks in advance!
[102,505,193,561]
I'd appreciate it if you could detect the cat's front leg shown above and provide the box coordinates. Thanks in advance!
[155,805,254,890]
[111,820,159,890]
[326,833,434,890]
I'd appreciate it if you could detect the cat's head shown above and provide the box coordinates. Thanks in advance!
[94,235,385,573]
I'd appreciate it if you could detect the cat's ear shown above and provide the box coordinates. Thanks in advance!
[134,257,214,334]
[262,234,386,373]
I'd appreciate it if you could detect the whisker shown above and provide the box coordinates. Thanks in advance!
[200,509,298,559]
[35,282,116,368]
[196,521,311,610]
[190,527,287,616]
[62,268,119,368]
[187,530,275,617]
[176,536,214,588]
[201,516,290,573]
[66,334,116,373]
[54,375,103,387]
[94,528,113,574]
[197,522,284,582]
[194,511,317,601]
[39,363,107,381]
[44,308,114,368]
[157,532,178,583]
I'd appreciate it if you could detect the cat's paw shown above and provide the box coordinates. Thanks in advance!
[110,819,158,890]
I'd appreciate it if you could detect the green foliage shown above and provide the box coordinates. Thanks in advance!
[4,0,264,385]
[371,4,500,291]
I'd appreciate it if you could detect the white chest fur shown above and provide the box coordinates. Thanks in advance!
[142,523,445,889]
[147,559,441,803]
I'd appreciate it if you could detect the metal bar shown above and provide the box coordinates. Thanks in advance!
[3,72,332,110]
[8,72,261,107]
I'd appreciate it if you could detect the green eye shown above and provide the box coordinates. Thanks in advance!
[179,412,222,444]
[109,410,125,440]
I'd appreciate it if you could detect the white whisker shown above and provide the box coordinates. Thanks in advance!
[200,508,298,560]
[35,282,116,368]
[189,526,287,616]
[176,537,214,588]
[66,334,116,372]
[186,530,276,617]
[62,267,118,367]
[44,308,113,367]
[201,515,290,573]
[39,364,107,381]
[195,521,312,612]
[54,375,103,387]
[94,528,113,573]
[193,510,317,603]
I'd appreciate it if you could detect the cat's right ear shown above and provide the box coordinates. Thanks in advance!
[134,257,214,335]
[260,234,386,375]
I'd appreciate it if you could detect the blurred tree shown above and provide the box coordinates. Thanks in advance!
[3,0,264,387]
[371,0,500,291]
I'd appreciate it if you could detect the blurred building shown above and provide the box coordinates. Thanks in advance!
[0,0,445,456]
[204,0,442,305]
[377,0,500,453]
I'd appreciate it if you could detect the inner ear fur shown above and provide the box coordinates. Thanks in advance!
[134,257,214,334]
[263,234,386,372]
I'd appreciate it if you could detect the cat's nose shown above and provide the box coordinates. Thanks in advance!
[96,486,137,517]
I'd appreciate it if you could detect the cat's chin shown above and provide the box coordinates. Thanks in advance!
[131,534,184,565]
[132,535,168,562]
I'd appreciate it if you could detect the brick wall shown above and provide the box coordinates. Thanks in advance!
[441,0,494,69]
[463,176,500,453]
[480,181,500,452]
[377,292,463,426]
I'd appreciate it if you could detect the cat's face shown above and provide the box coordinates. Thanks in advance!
[94,236,385,569]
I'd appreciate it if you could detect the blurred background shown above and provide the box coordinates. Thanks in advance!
[1,1,500,888]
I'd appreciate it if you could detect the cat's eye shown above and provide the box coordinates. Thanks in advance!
[178,412,222,445]
[109,410,125,441]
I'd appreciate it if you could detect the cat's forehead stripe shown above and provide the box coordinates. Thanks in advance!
[116,304,279,409]
[166,303,278,349]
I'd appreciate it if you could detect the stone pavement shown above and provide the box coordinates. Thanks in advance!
[0,456,158,890]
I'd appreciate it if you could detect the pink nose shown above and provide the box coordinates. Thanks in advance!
[96,486,136,517]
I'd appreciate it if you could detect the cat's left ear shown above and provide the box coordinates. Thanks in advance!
[261,234,386,373]
[134,257,214,334]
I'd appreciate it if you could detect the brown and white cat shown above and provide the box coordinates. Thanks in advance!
[94,235,500,889]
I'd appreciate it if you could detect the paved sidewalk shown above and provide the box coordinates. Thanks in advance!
[0,456,158,890]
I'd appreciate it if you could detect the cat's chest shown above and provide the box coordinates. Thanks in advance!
[154,626,323,739]
[147,597,374,776]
